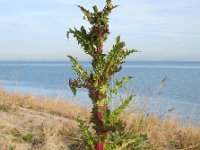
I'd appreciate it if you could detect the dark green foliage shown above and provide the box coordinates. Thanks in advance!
[67,0,147,149]
[21,134,34,143]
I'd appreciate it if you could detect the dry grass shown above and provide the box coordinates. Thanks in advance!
[0,89,200,149]
[0,89,89,149]
[0,89,90,120]
[122,113,200,149]
[0,90,80,149]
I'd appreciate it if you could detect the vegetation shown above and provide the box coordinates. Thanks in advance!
[0,90,200,149]
[0,102,16,112]
[66,0,148,149]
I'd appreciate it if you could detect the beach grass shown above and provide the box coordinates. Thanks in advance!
[0,89,200,149]
[0,89,90,120]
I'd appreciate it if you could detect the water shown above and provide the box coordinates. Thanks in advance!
[0,61,200,124]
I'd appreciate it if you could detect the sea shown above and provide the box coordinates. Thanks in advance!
[0,61,200,125]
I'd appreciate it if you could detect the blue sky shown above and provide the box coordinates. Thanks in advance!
[0,0,200,61]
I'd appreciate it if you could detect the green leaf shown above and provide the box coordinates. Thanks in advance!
[106,76,132,105]
[99,83,109,95]
[104,36,138,79]
[77,118,96,150]
[67,27,96,57]
[107,95,133,126]
[113,134,148,150]
[116,36,120,43]
[68,55,89,82]
[77,5,92,19]
[93,5,98,13]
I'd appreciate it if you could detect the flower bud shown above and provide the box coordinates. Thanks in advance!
[107,2,113,10]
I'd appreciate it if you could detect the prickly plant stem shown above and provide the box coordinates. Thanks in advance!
[96,26,105,150]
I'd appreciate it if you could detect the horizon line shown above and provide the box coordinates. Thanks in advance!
[0,60,200,63]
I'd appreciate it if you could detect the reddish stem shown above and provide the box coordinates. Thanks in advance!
[97,106,107,124]
[96,143,103,150]
[94,26,105,150]
[84,84,99,99]
[97,46,102,54]
[98,78,102,85]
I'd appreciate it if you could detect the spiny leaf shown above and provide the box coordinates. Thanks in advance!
[77,118,96,150]
[107,95,133,126]
[68,55,89,82]
[106,76,133,105]
[77,5,92,19]
[104,36,138,79]
[113,134,148,150]
[67,28,96,57]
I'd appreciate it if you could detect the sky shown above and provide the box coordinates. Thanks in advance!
[0,0,200,61]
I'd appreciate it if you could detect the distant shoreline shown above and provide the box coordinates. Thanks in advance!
[1,61,200,125]
[1,60,200,63]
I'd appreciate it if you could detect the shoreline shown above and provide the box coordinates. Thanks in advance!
[0,90,200,149]
[2,88,200,125]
